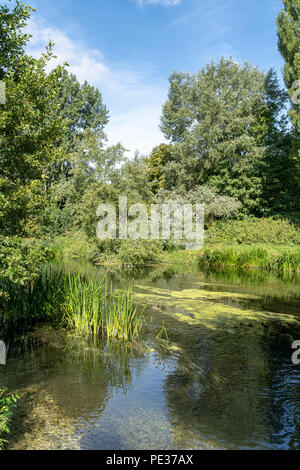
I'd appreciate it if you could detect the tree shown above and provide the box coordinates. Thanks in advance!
[277,0,300,132]
[160,58,289,214]
[0,0,33,80]
[46,70,109,184]
[276,0,300,216]
[148,144,173,193]
[0,1,65,236]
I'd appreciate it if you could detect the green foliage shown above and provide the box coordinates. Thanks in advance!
[199,245,300,274]
[46,69,110,185]
[148,144,174,192]
[118,240,161,267]
[0,1,33,79]
[0,5,66,236]
[277,0,300,132]
[0,236,50,284]
[155,186,241,220]
[53,232,99,262]
[276,1,300,210]
[0,388,19,449]
[160,58,293,214]
[207,217,300,245]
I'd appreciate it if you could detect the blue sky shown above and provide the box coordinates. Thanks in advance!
[3,0,285,156]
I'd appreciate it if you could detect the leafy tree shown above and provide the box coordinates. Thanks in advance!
[160,58,289,214]
[277,0,300,132]
[148,144,173,193]
[0,46,65,236]
[0,0,33,80]
[46,70,109,184]
[276,0,300,215]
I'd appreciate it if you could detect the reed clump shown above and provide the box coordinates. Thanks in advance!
[63,275,144,342]
[0,270,144,344]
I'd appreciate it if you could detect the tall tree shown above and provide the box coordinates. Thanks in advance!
[277,0,300,132]
[160,58,287,213]
[0,0,33,80]
[276,1,300,216]
[0,1,65,236]
[46,70,109,183]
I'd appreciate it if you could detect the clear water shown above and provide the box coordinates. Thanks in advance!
[1,262,300,450]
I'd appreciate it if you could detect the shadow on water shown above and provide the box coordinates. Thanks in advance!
[1,260,300,449]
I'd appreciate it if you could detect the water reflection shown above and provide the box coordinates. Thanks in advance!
[1,262,300,449]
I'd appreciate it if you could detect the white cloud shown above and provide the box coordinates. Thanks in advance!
[26,17,167,157]
[137,0,181,6]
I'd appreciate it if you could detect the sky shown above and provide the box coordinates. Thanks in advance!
[3,0,285,157]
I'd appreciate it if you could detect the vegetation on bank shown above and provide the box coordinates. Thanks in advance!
[199,245,300,275]
[0,269,144,344]
[0,389,19,449]
[0,0,299,285]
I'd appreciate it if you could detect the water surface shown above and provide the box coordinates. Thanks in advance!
[1,262,300,450]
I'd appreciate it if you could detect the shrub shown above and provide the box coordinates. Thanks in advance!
[0,237,49,284]
[54,232,99,261]
[207,217,300,245]
[118,240,161,266]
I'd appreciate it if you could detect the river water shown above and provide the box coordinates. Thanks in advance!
[1,262,300,450]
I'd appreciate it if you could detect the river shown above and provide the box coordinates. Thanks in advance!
[1,261,300,450]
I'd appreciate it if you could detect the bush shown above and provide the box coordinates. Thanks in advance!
[118,240,161,266]
[53,232,99,262]
[207,217,300,245]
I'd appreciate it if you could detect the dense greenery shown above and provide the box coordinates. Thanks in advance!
[0,388,19,449]
[0,0,299,333]
[199,245,300,275]
[0,268,144,343]
[206,217,300,245]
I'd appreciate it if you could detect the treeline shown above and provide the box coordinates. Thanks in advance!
[0,1,299,278]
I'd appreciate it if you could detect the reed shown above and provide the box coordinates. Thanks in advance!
[0,269,144,344]
[105,287,144,342]
[199,245,300,275]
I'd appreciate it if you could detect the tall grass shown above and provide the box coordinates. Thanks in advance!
[63,274,106,338]
[0,269,144,344]
[63,276,144,342]
[199,245,300,275]
[105,288,144,342]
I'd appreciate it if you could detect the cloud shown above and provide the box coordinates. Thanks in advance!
[137,0,181,6]
[26,17,166,157]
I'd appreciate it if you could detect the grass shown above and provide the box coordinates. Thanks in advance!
[198,245,300,275]
[0,269,145,344]
[63,275,144,342]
